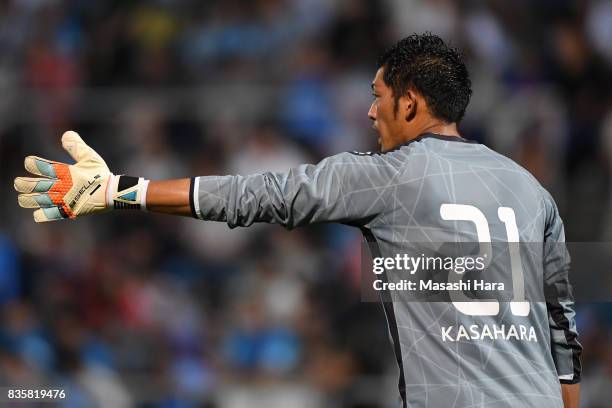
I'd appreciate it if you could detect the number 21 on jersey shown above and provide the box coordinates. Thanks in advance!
[440,204,530,317]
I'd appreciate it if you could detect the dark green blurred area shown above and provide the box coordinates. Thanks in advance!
[0,0,611,407]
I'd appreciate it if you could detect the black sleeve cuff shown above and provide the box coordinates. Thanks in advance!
[559,376,581,385]
[189,177,198,219]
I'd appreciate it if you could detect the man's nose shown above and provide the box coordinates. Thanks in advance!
[368,102,377,120]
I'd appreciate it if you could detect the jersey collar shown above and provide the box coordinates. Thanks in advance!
[386,133,477,153]
[411,132,476,144]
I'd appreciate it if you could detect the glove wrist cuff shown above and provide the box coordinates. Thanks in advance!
[106,175,150,211]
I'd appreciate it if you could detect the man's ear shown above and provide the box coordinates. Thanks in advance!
[401,90,417,122]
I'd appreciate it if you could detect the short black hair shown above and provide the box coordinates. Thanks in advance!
[378,33,472,123]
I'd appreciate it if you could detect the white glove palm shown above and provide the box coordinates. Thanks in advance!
[15,131,147,222]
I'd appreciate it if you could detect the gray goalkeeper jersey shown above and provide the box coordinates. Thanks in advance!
[192,133,581,408]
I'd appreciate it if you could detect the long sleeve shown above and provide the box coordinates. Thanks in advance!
[543,193,582,384]
[192,152,396,229]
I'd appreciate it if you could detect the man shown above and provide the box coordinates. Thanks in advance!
[14,34,581,407]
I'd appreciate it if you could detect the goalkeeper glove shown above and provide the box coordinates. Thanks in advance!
[14,131,150,222]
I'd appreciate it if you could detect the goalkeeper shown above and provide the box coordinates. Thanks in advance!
[14,34,581,408]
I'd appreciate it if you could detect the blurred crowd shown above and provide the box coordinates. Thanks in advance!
[0,0,611,407]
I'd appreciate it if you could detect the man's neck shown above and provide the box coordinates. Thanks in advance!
[383,121,462,152]
[418,122,461,138]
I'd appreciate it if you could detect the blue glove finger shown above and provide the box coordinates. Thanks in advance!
[14,177,56,193]
[24,156,59,178]
[33,206,67,223]
[18,193,56,209]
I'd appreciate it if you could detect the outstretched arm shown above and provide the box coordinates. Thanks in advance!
[146,157,395,227]
[15,131,393,227]
[146,179,192,216]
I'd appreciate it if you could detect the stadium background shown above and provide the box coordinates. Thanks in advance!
[0,0,611,406]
